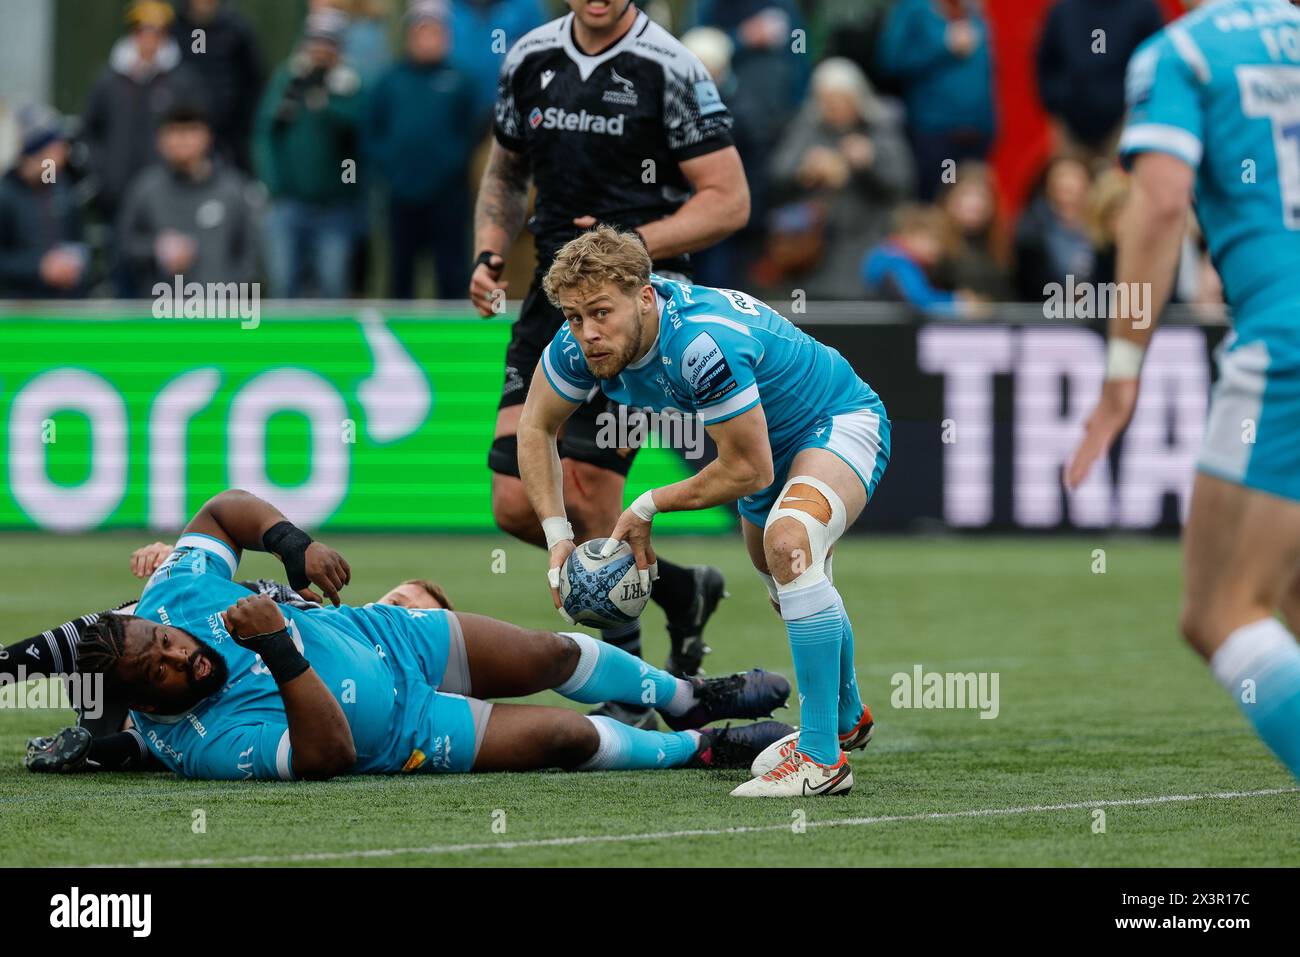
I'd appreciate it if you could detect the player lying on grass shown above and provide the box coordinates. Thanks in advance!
[34,488,791,780]
[127,539,456,612]
[12,544,457,772]
[518,226,889,797]
[1067,0,1300,781]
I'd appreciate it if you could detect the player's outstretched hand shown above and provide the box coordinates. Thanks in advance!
[546,539,576,621]
[601,508,656,595]
[130,541,174,578]
[296,542,351,607]
[221,594,287,644]
[1065,378,1140,490]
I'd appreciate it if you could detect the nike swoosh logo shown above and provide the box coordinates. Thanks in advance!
[801,767,847,796]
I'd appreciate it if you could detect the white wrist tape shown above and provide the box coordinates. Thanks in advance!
[1105,338,1146,380]
[542,517,574,551]
[630,489,660,521]
[546,566,575,623]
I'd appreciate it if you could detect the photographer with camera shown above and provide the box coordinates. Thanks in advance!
[253,8,365,298]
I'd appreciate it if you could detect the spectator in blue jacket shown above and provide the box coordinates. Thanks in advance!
[450,0,548,126]
[863,204,985,317]
[876,0,995,200]
[365,0,478,298]
[327,0,394,86]
[692,0,808,130]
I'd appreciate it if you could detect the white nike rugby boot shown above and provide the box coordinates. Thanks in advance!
[729,749,853,797]
[749,705,874,778]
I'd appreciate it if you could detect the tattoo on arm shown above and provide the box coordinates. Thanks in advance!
[475,145,531,245]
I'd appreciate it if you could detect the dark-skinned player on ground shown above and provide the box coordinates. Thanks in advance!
[34,489,789,780]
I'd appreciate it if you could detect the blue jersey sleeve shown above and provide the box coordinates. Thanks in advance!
[678,315,763,425]
[139,533,240,605]
[1118,30,1206,170]
[541,324,598,403]
[186,722,293,781]
[134,712,293,781]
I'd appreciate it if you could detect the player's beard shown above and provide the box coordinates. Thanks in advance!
[154,637,229,714]
[587,309,644,380]
[188,637,229,701]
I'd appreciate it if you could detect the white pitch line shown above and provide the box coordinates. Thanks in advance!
[89,786,1298,868]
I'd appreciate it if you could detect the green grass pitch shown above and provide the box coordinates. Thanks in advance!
[0,532,1295,867]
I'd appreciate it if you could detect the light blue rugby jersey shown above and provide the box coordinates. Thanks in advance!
[541,275,883,457]
[1119,0,1300,341]
[130,534,440,780]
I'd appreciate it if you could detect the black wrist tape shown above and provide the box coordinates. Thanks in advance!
[475,249,502,273]
[262,521,313,591]
[238,629,310,685]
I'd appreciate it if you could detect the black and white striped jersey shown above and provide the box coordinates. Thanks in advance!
[494,9,735,265]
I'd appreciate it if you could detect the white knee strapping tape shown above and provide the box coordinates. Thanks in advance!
[764,474,847,586]
[777,574,837,620]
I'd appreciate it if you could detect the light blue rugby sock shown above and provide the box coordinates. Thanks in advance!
[779,576,843,765]
[835,593,866,736]
[555,631,692,713]
[1210,618,1300,778]
[577,716,700,770]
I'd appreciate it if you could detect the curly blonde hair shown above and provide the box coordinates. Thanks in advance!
[543,225,652,307]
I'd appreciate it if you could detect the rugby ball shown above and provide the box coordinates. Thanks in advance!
[559,538,651,627]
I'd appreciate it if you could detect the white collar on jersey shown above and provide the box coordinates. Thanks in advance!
[560,9,647,82]
[626,287,664,371]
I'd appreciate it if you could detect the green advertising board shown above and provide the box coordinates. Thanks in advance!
[0,308,732,533]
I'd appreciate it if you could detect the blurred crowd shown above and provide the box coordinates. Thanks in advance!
[0,0,1223,315]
